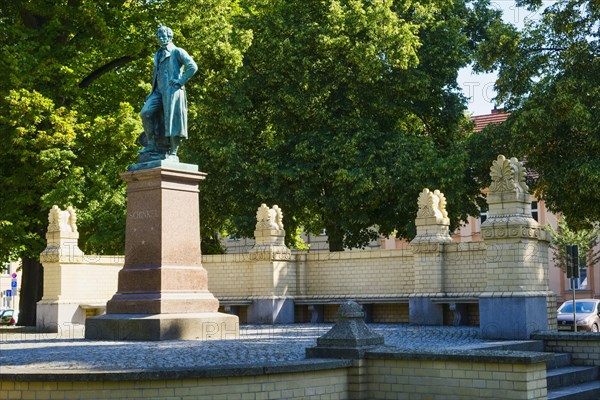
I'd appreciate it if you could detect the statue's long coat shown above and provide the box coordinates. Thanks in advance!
[151,42,198,138]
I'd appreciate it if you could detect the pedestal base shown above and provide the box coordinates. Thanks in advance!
[480,296,548,340]
[85,312,239,341]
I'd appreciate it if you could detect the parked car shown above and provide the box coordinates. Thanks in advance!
[557,299,600,332]
[0,309,16,326]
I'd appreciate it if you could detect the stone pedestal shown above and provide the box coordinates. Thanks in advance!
[85,164,238,340]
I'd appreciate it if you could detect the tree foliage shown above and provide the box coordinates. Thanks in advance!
[545,218,600,271]
[186,0,506,250]
[470,0,600,229]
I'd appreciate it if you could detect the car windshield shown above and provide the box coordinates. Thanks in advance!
[559,301,597,314]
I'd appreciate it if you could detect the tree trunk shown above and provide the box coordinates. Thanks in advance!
[17,257,43,326]
[326,224,344,252]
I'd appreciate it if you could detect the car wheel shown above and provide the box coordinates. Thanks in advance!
[593,324,599,333]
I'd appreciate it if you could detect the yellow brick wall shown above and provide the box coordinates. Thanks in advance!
[542,337,600,366]
[303,249,414,296]
[42,239,551,323]
[41,258,122,303]
[366,359,547,400]
[483,239,549,293]
[0,369,349,400]
[202,254,254,297]
[204,245,492,300]
[443,242,487,294]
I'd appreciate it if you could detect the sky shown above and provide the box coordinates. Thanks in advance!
[458,0,554,116]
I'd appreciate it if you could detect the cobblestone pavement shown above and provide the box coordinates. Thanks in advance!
[0,324,490,373]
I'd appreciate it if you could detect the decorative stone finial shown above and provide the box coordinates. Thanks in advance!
[417,188,448,219]
[306,301,384,359]
[250,204,291,260]
[41,205,83,263]
[255,204,283,231]
[47,205,78,233]
[489,155,529,194]
[272,205,284,230]
[482,155,547,241]
[411,188,452,248]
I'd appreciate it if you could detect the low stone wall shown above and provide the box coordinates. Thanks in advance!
[365,351,550,400]
[1,363,351,400]
[0,349,551,400]
[301,249,414,297]
[201,253,254,297]
[533,332,600,366]
[443,242,487,294]
[37,239,549,327]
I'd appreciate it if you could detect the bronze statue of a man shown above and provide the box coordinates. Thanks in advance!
[139,25,198,162]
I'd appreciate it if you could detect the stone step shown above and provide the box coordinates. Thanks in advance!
[547,353,573,370]
[475,340,545,352]
[547,380,600,400]
[547,366,600,390]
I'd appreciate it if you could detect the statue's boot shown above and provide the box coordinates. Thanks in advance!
[138,134,159,154]
[166,136,180,160]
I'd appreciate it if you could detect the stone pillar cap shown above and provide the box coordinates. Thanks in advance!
[306,301,385,359]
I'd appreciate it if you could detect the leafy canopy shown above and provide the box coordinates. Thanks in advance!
[186,0,507,251]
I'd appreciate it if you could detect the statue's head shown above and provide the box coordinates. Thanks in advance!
[156,25,173,47]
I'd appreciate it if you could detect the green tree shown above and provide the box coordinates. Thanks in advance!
[471,0,600,229]
[186,0,506,250]
[545,218,600,274]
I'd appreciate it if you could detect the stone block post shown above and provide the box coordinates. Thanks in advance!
[247,204,295,323]
[37,206,84,331]
[306,301,384,400]
[37,206,123,332]
[409,189,453,325]
[480,155,551,339]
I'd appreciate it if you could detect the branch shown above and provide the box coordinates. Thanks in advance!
[19,10,48,30]
[78,55,136,88]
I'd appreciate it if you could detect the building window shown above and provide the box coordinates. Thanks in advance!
[569,267,588,290]
[480,210,488,224]
[531,201,538,221]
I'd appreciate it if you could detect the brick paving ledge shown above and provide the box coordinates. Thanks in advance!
[532,331,600,341]
[365,347,554,364]
[0,359,354,382]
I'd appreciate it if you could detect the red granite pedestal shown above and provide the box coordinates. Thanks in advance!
[85,163,239,340]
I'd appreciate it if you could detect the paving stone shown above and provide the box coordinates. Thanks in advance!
[0,324,487,373]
